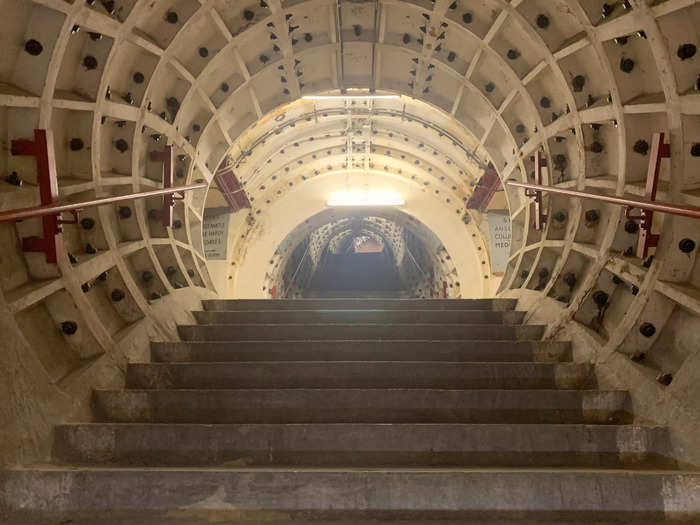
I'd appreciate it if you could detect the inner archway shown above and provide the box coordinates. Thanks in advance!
[201,95,507,299]
[269,208,459,298]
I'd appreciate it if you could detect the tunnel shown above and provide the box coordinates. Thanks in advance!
[1,0,700,522]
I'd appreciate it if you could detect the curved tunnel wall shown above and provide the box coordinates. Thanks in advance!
[0,0,699,466]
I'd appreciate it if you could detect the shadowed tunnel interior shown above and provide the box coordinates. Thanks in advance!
[275,208,456,297]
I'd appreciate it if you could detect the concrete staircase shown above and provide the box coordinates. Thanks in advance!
[2,299,699,524]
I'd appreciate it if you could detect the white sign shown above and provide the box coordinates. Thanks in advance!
[203,213,230,260]
[487,211,511,274]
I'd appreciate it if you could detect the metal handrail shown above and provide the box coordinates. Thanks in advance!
[506,181,700,220]
[0,183,208,223]
[405,244,427,278]
[284,245,311,297]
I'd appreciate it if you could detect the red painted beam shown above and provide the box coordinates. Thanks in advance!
[150,145,175,227]
[634,132,669,258]
[215,161,251,212]
[466,166,501,212]
[11,129,62,263]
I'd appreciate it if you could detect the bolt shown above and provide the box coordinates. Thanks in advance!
[585,209,600,222]
[656,372,673,386]
[679,238,695,253]
[5,172,22,187]
[115,139,129,153]
[111,289,125,302]
[83,55,98,70]
[592,290,608,307]
[61,321,78,335]
[619,57,635,73]
[633,139,649,155]
[621,220,638,234]
[571,75,586,92]
[677,43,696,60]
[25,39,43,56]
[590,141,604,153]
[639,322,656,337]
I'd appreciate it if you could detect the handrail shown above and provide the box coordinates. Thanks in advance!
[0,183,208,223]
[405,245,427,278]
[506,181,700,220]
[283,245,311,297]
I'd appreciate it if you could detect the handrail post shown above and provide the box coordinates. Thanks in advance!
[533,150,548,230]
[11,129,62,264]
[633,132,669,258]
[150,145,175,228]
[507,135,684,260]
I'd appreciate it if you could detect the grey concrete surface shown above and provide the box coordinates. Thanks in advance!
[53,423,675,469]
[193,309,527,325]
[92,388,631,424]
[124,361,594,389]
[151,340,573,363]
[2,468,700,522]
[177,323,546,341]
[4,297,699,524]
[202,299,519,311]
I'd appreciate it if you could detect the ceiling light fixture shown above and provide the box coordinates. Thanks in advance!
[303,93,400,101]
[328,190,405,207]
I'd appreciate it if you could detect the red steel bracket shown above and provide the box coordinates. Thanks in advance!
[214,160,251,212]
[150,145,175,228]
[11,129,63,264]
[466,165,501,212]
[524,150,548,231]
[625,133,670,258]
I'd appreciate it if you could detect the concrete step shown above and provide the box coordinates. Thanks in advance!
[193,309,526,325]
[203,298,518,311]
[125,362,593,390]
[2,468,699,523]
[93,389,630,424]
[306,290,405,298]
[151,340,573,363]
[177,323,545,342]
[53,423,675,469]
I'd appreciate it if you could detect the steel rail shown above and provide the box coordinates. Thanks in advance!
[506,181,700,220]
[0,183,208,223]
